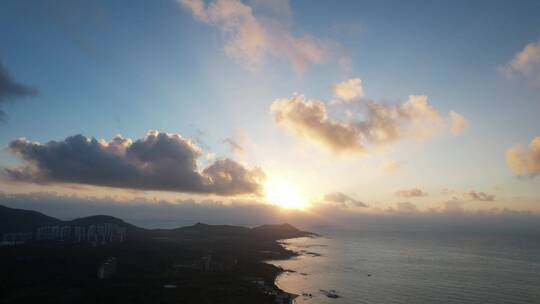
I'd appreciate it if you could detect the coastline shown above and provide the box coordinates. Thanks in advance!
[266,235,320,304]
[272,270,299,304]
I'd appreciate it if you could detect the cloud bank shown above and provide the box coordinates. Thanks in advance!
[500,39,540,86]
[1,191,537,233]
[0,61,37,122]
[5,131,265,196]
[506,136,540,178]
[179,0,327,72]
[271,79,468,153]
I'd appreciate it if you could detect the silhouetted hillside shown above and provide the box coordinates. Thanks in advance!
[252,223,316,240]
[0,205,312,304]
[0,205,313,242]
[0,205,61,233]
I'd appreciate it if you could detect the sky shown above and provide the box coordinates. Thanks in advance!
[0,0,539,227]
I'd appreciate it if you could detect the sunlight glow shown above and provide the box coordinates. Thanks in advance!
[265,178,309,210]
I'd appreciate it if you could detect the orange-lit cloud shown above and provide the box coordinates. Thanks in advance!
[506,136,540,178]
[271,94,364,153]
[450,111,469,135]
[332,78,364,102]
[270,79,468,153]
[499,39,540,86]
[179,0,327,72]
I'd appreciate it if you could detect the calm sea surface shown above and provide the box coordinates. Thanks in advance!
[269,228,540,304]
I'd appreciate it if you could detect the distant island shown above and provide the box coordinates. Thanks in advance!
[0,205,316,304]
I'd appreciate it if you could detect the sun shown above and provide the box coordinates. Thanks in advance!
[265,178,308,209]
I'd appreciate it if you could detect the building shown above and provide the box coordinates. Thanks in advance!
[0,232,33,246]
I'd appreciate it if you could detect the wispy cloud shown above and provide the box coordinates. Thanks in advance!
[5,131,265,196]
[0,61,38,123]
[223,128,248,157]
[179,0,336,72]
[223,137,244,157]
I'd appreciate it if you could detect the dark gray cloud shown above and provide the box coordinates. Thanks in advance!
[323,192,367,208]
[0,61,37,122]
[5,131,265,196]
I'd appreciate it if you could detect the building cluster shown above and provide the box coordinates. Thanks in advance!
[1,223,127,246]
[97,257,117,279]
[1,232,33,245]
[36,223,127,244]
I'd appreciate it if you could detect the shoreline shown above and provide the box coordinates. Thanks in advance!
[266,236,319,304]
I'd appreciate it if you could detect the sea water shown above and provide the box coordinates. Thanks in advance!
[269,227,540,304]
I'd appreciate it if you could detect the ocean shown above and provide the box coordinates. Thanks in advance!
[269,227,540,304]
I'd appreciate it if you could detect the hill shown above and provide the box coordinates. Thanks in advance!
[0,205,61,233]
[0,205,313,242]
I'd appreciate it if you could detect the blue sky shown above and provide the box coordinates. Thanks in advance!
[0,0,539,215]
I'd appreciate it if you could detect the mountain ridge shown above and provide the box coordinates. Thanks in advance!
[0,204,315,241]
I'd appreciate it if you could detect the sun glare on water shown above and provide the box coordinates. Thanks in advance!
[265,178,308,210]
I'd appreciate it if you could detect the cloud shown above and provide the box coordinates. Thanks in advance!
[332,78,363,102]
[223,128,248,157]
[323,192,367,208]
[499,39,540,86]
[0,61,38,122]
[271,94,364,153]
[395,188,427,198]
[4,131,265,196]
[179,0,328,72]
[449,111,469,135]
[270,81,467,153]
[506,136,540,178]
[463,190,495,202]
